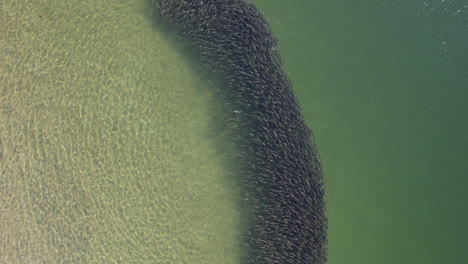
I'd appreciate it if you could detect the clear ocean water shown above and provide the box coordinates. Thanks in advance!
[1,0,467,263]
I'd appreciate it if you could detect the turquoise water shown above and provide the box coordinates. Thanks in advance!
[254,0,468,263]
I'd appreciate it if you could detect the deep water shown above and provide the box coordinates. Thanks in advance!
[254,0,468,263]
[1,0,467,263]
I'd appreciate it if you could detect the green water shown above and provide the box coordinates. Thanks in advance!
[2,0,467,263]
[254,0,468,263]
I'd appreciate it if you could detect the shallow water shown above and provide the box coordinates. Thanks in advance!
[255,0,468,263]
[1,0,467,263]
[1,0,242,263]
